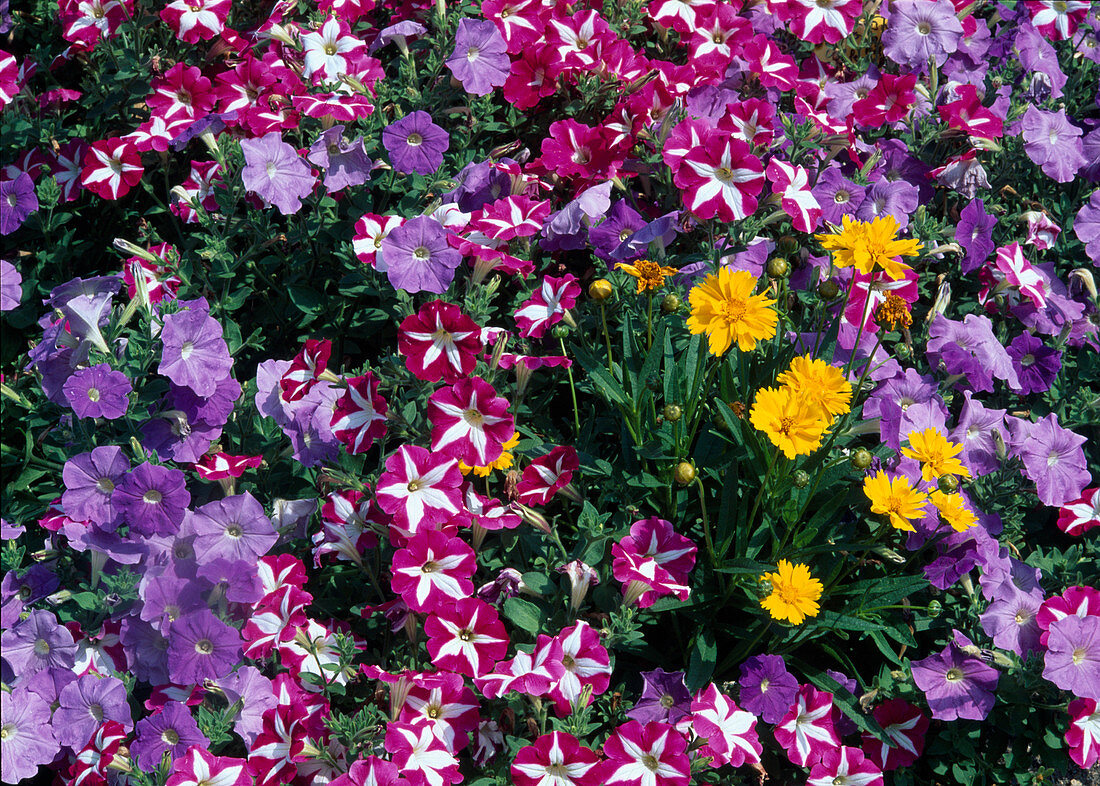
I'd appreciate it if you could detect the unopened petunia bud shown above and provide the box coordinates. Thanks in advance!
[928,280,952,320]
[1070,268,1098,300]
[818,279,840,300]
[516,503,552,534]
[557,559,600,612]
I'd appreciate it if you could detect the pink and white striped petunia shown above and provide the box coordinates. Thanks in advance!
[742,35,798,91]
[425,597,510,678]
[69,721,127,786]
[427,376,514,467]
[329,756,407,786]
[247,704,310,786]
[1057,488,1100,537]
[315,489,380,566]
[860,699,928,772]
[385,722,463,786]
[981,242,1048,309]
[375,445,464,534]
[280,339,332,403]
[807,746,883,786]
[353,213,405,270]
[1025,0,1090,40]
[774,685,840,767]
[472,195,551,241]
[776,0,861,44]
[689,683,761,768]
[515,445,579,506]
[242,591,309,658]
[398,300,485,383]
[511,731,602,786]
[331,373,388,454]
[399,672,481,753]
[81,138,143,200]
[59,0,131,49]
[1067,698,1100,769]
[767,159,822,233]
[160,0,230,43]
[390,529,476,613]
[514,274,581,339]
[601,720,690,786]
[549,621,613,716]
[674,134,763,222]
[301,17,367,82]
[476,634,566,699]
[193,453,262,480]
[166,746,251,786]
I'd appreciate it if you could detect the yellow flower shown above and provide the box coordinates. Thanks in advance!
[749,386,830,459]
[900,428,971,482]
[686,268,778,355]
[459,432,520,477]
[816,215,922,281]
[863,470,928,532]
[775,355,853,419]
[615,259,680,294]
[760,560,823,624]
[929,490,977,532]
[875,292,913,331]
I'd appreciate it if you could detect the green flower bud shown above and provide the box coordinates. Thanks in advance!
[674,462,696,485]
[662,404,682,422]
[818,279,840,300]
[851,448,873,470]
[792,470,810,488]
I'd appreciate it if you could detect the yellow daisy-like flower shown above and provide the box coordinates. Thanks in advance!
[862,470,928,532]
[776,354,853,419]
[686,268,778,355]
[760,560,823,625]
[929,490,977,532]
[900,428,971,482]
[615,259,680,294]
[459,431,521,477]
[816,215,923,281]
[749,386,830,459]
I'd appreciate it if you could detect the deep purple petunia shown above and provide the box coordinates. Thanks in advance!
[62,363,132,419]
[0,258,20,310]
[158,305,233,397]
[62,445,130,527]
[1006,332,1062,395]
[624,668,692,725]
[119,617,170,685]
[0,609,77,676]
[54,673,132,747]
[111,462,191,537]
[0,171,38,235]
[1017,413,1090,507]
[446,18,510,96]
[588,200,646,263]
[380,215,462,294]
[240,131,317,214]
[307,125,372,193]
[1043,615,1100,700]
[167,609,242,684]
[1,687,61,783]
[382,111,449,175]
[738,654,799,724]
[956,198,996,274]
[1020,105,1087,183]
[190,492,277,564]
[910,632,999,721]
[130,701,209,771]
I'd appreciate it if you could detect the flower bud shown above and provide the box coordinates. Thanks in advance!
[818,279,840,300]
[767,257,789,277]
[662,404,682,422]
[776,235,799,254]
[1070,268,1098,300]
[557,560,600,612]
[850,448,873,470]
[792,470,810,488]
[937,474,959,493]
[516,503,552,534]
[661,293,682,313]
[926,599,942,617]
[589,279,613,301]
[551,323,571,339]
[674,461,696,485]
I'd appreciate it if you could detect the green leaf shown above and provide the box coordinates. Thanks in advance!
[521,572,556,595]
[287,285,324,316]
[572,345,631,408]
[502,597,542,634]
[685,629,717,691]
[70,592,101,611]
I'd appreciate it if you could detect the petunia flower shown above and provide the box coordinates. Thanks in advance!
[112,462,190,537]
[881,0,963,71]
[55,673,132,747]
[240,132,317,215]
[63,363,131,419]
[399,673,481,753]
[375,445,464,535]
[166,746,250,786]
[627,668,691,726]
[807,746,883,786]
[476,634,566,699]
[427,376,514,467]
[511,731,601,786]
[0,687,61,783]
[158,305,233,397]
[1043,615,1100,700]
[1020,105,1087,183]
[738,654,799,724]
[516,445,579,506]
[381,215,463,295]
[548,621,612,716]
[0,171,38,234]
[860,699,928,772]
[1015,413,1090,507]
[425,597,509,678]
[391,529,476,613]
[383,112,450,176]
[0,258,21,310]
[910,633,998,721]
[1066,698,1100,769]
[168,610,242,684]
[385,722,463,786]
[690,683,762,768]
[601,720,690,786]
[773,685,840,767]
[398,300,484,383]
[81,137,143,200]
[446,18,510,96]
[514,274,581,339]
[1057,489,1100,536]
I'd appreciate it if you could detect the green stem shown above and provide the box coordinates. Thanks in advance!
[745,446,782,533]
[599,301,614,375]
[559,337,581,436]
[695,476,716,567]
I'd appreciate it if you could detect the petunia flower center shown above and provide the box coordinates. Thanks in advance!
[714,166,734,183]
[34,637,51,656]
[1073,646,1087,665]
[641,754,660,771]
[110,157,125,175]
[945,667,964,682]
[407,133,423,146]
[1020,353,1035,367]
[6,193,16,208]
[458,628,473,641]
[413,246,431,261]
[916,22,932,35]
[87,387,101,402]
[89,703,104,722]
[0,724,12,740]
[162,728,180,745]
[711,32,725,44]
[660,692,675,708]
[407,479,421,492]
[144,489,163,505]
[324,43,338,55]
[834,189,850,205]
[816,0,834,7]
[759,678,770,692]
[421,560,438,573]
[226,524,243,538]
[463,408,484,426]
[195,638,214,654]
[181,341,195,360]
[427,705,441,719]
[466,45,480,62]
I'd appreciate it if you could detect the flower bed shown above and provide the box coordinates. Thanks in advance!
[1,0,1098,785]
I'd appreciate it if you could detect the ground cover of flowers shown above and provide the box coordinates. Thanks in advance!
[1,0,1099,784]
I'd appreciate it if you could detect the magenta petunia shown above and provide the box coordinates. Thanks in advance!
[689,683,762,768]
[427,376,514,467]
[774,684,840,767]
[390,529,476,613]
[601,719,690,786]
[425,597,509,678]
[511,731,601,786]
[375,444,464,535]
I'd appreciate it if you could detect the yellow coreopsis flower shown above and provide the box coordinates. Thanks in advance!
[459,431,520,477]
[776,355,853,419]
[862,470,928,532]
[760,560,823,625]
[929,490,977,532]
[749,386,830,459]
[901,428,971,482]
[816,215,922,281]
[687,268,778,355]
[615,259,680,294]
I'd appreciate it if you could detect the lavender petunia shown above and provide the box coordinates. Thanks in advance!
[980,584,1043,657]
[54,673,132,747]
[1017,413,1090,507]
[158,305,233,397]
[738,654,799,724]
[0,609,77,676]
[857,178,920,228]
[926,313,1020,393]
[119,617,171,685]
[1075,190,1100,264]
[812,167,866,225]
[446,18,510,96]
[190,492,277,564]
[882,0,964,72]
[948,391,1006,478]
[111,462,190,537]
[1044,615,1100,700]
[380,215,462,294]
[62,445,130,527]
[0,171,38,235]
[383,111,449,175]
[910,632,999,721]
[240,131,317,214]
[0,258,21,310]
[956,198,996,274]
[130,701,209,771]
[167,609,242,684]
[588,200,646,263]
[217,666,277,746]
[307,125,372,193]
[1020,105,1087,183]
[62,363,132,419]
[1,687,61,783]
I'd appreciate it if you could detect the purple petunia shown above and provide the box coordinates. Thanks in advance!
[307,125,373,193]
[62,363,132,419]
[980,584,1044,657]
[738,654,799,724]
[625,668,692,725]
[167,609,242,684]
[54,673,132,747]
[446,18,510,96]
[910,632,999,721]
[1015,413,1090,507]
[0,609,77,676]
[240,131,316,215]
[111,461,191,537]
[1006,332,1062,395]
[190,492,277,564]
[812,167,866,226]
[926,313,1019,393]
[948,391,1007,478]
[1044,615,1100,700]
[0,258,20,310]
[380,215,462,294]
[1075,190,1100,264]
[1020,105,1087,183]
[882,0,964,72]
[158,305,233,397]
[383,111,449,175]
[130,701,209,771]
[62,445,130,527]
[0,171,38,235]
[956,198,996,274]
[1,687,61,783]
